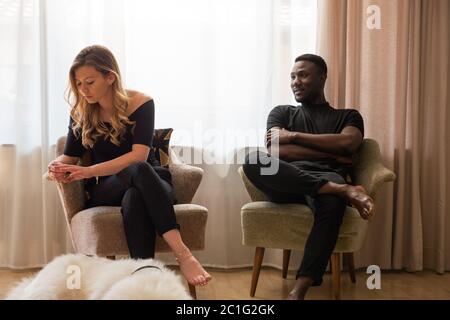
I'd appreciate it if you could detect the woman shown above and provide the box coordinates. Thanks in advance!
[47,45,211,287]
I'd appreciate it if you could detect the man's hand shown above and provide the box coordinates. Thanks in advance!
[48,163,95,183]
[266,128,295,147]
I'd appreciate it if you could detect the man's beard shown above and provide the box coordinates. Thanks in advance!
[296,89,319,104]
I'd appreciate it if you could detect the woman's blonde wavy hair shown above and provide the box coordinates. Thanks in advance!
[66,45,134,148]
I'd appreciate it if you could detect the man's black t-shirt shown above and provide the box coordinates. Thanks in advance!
[266,102,364,176]
[63,99,171,184]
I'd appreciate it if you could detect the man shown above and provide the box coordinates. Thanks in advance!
[243,54,374,300]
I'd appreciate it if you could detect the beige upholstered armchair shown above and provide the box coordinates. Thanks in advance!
[43,136,208,299]
[238,138,395,299]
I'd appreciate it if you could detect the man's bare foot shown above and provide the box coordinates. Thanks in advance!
[175,250,212,286]
[343,185,374,219]
[286,289,303,300]
[286,290,303,300]
[285,276,313,300]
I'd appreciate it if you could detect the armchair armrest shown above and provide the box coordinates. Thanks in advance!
[351,139,396,198]
[169,148,203,204]
[238,166,270,202]
[42,171,86,223]
[353,163,395,198]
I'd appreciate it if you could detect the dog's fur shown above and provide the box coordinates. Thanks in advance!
[5,254,191,300]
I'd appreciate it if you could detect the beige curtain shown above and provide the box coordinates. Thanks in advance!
[317,0,450,272]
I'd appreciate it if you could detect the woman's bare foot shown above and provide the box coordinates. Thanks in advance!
[343,185,374,219]
[175,250,212,286]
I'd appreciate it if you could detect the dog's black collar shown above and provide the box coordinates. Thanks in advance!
[131,265,162,275]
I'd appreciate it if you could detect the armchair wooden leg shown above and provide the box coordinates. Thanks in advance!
[282,249,291,279]
[330,253,341,300]
[188,283,197,300]
[250,247,265,297]
[344,252,356,284]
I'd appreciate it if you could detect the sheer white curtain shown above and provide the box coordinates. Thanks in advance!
[0,0,316,268]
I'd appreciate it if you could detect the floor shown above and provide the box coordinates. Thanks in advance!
[2,266,450,300]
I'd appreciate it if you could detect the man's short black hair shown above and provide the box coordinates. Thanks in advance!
[295,54,327,75]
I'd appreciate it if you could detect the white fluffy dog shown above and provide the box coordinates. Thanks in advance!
[6,254,191,300]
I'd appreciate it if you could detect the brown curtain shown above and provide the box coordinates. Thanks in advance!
[317,0,450,272]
